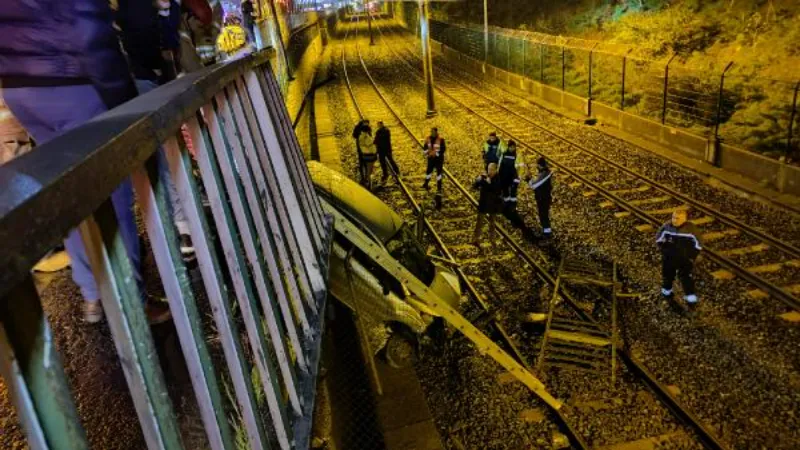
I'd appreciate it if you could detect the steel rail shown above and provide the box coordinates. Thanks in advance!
[343,19,590,448]
[379,25,800,312]
[343,19,532,371]
[368,18,730,450]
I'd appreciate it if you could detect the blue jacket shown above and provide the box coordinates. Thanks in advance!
[0,0,137,109]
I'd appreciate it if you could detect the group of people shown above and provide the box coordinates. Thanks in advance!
[0,0,221,324]
[351,124,704,310]
[353,119,401,189]
[473,132,553,245]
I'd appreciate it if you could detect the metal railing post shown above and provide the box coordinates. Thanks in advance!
[561,45,566,91]
[132,155,235,450]
[540,43,545,82]
[522,38,527,78]
[662,53,677,125]
[788,80,800,158]
[483,0,489,64]
[507,35,511,72]
[588,43,599,116]
[621,48,633,111]
[0,278,90,450]
[714,61,735,140]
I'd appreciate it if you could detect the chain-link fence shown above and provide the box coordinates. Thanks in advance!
[429,20,800,160]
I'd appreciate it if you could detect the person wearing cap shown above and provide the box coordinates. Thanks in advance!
[656,209,703,313]
[422,127,445,192]
[374,120,400,182]
[526,156,554,237]
[482,131,504,170]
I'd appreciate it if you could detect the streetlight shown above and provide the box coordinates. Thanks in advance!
[419,0,436,117]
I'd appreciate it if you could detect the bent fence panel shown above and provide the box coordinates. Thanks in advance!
[0,49,332,450]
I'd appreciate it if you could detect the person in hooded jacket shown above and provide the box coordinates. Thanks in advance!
[352,119,370,183]
[358,124,377,190]
[656,209,703,313]
[422,127,445,192]
[472,162,503,246]
[526,156,553,237]
[0,0,170,324]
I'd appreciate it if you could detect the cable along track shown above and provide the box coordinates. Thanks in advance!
[339,18,728,450]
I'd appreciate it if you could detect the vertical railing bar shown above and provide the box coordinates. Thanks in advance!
[202,101,309,373]
[0,322,48,450]
[0,281,86,450]
[256,66,327,244]
[131,156,235,450]
[162,137,269,449]
[78,202,182,450]
[245,72,326,264]
[243,70,327,280]
[187,115,296,447]
[212,91,313,339]
[228,80,322,313]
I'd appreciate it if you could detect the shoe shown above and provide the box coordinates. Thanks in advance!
[179,234,195,257]
[422,180,430,190]
[82,301,104,324]
[145,299,172,325]
[661,288,674,298]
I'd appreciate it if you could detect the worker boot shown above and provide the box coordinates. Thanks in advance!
[422,178,430,190]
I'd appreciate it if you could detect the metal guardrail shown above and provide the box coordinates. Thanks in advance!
[0,49,332,450]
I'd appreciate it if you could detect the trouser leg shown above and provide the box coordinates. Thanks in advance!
[488,213,496,240]
[537,197,552,233]
[424,158,434,187]
[387,151,400,175]
[473,213,486,242]
[678,258,697,300]
[4,85,143,303]
[378,152,389,180]
[435,157,444,191]
[661,256,677,295]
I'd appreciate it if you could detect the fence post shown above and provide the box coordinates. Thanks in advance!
[522,38,527,78]
[621,48,633,111]
[788,80,800,159]
[708,61,735,166]
[561,45,566,91]
[507,35,511,72]
[662,53,677,125]
[540,43,545,83]
[588,43,599,116]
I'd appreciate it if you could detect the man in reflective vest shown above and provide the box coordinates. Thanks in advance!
[497,141,528,233]
[422,127,445,192]
[526,156,553,237]
[656,209,702,313]
[482,131,503,170]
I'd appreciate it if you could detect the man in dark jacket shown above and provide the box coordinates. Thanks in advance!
[374,121,400,182]
[656,209,702,312]
[526,156,553,237]
[422,127,445,191]
[0,0,168,324]
[497,141,530,235]
[482,131,503,170]
[472,162,502,246]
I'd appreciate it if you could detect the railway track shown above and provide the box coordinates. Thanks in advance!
[338,19,726,450]
[374,22,800,313]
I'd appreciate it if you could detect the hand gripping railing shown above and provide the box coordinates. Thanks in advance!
[0,48,332,450]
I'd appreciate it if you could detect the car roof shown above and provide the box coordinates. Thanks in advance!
[307,161,404,244]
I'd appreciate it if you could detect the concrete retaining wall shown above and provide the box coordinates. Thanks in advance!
[432,39,800,196]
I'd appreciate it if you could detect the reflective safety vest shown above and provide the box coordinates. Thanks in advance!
[425,136,443,158]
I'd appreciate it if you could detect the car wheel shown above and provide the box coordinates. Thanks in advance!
[384,333,416,369]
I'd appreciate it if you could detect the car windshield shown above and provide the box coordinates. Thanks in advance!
[384,224,436,285]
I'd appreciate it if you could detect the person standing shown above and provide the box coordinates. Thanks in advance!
[358,124,377,190]
[241,0,256,46]
[472,163,502,246]
[374,121,400,183]
[422,127,445,192]
[656,209,702,313]
[526,157,553,238]
[482,131,503,170]
[497,141,531,236]
[0,0,169,324]
[352,119,370,183]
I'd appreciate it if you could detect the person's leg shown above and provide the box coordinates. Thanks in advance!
[4,85,143,307]
[387,150,400,176]
[473,213,486,243]
[661,256,677,296]
[423,158,434,188]
[435,157,444,191]
[678,258,697,302]
[537,197,552,234]
[488,213,496,240]
[378,151,389,181]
